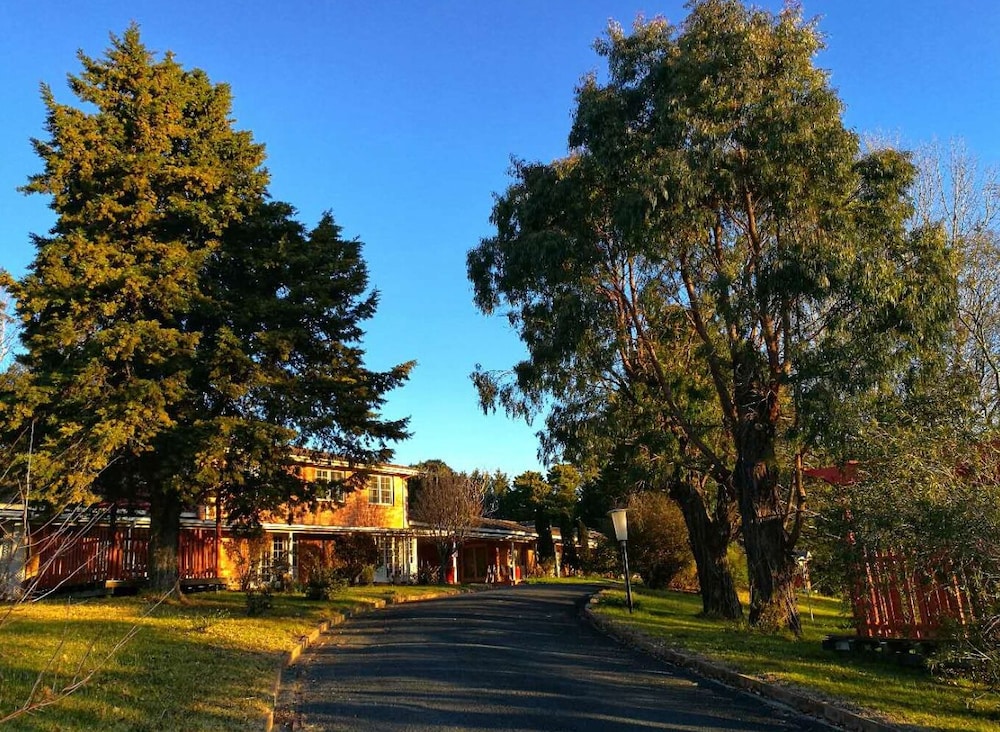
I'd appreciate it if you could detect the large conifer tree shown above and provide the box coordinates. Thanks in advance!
[6,26,412,589]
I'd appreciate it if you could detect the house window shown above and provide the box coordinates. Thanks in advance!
[267,534,296,585]
[367,475,393,505]
[315,469,349,503]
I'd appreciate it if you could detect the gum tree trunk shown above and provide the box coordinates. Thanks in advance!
[670,476,742,620]
[734,377,801,634]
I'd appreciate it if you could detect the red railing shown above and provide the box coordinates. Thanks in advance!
[29,524,218,591]
[849,549,976,638]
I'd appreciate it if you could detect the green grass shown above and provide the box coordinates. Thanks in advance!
[525,575,610,585]
[590,585,1000,731]
[0,585,459,731]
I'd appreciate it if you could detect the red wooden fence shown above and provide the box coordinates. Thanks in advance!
[849,549,976,638]
[29,523,218,591]
[804,464,976,639]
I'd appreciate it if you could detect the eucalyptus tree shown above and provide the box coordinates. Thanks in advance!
[469,1,954,631]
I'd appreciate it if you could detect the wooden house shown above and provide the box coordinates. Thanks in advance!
[1,452,544,594]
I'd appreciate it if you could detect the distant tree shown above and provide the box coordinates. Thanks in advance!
[911,139,1000,428]
[3,26,412,590]
[474,468,509,517]
[409,469,487,583]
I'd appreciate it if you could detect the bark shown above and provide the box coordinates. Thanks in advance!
[670,477,742,619]
[147,490,182,592]
[733,376,801,634]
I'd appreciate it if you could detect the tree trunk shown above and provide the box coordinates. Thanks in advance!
[148,490,182,592]
[670,477,742,619]
[733,377,801,634]
[434,540,450,584]
[535,511,554,561]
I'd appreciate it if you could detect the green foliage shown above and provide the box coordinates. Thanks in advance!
[5,25,267,506]
[468,0,955,631]
[626,492,694,590]
[224,532,270,593]
[329,535,379,586]
[357,564,376,587]
[244,584,273,616]
[931,613,1000,695]
[302,569,344,601]
[3,25,412,586]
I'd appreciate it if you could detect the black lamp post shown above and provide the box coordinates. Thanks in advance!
[608,508,633,613]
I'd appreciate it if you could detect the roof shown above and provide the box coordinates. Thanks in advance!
[289,448,420,477]
[803,462,859,486]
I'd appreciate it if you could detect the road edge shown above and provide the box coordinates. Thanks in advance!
[581,593,904,732]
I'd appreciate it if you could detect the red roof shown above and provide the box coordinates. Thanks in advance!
[802,462,858,486]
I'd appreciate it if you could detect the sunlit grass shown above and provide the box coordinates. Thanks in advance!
[526,575,611,585]
[0,585,458,730]
[591,585,1000,731]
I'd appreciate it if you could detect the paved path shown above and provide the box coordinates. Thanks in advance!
[278,584,831,731]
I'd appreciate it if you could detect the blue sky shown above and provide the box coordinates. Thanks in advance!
[1,1,998,478]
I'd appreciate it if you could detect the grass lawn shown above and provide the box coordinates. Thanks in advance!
[591,585,1000,731]
[0,585,458,731]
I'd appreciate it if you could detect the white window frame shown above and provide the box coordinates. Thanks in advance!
[367,475,393,505]
[315,468,349,503]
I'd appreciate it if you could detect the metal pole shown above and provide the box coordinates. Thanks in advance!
[621,540,634,614]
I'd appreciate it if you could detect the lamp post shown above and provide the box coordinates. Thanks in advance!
[608,508,633,614]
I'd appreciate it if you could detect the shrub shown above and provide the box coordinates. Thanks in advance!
[224,532,269,592]
[304,568,347,601]
[626,492,694,590]
[331,535,379,585]
[931,612,1000,692]
[357,564,376,586]
[244,585,272,616]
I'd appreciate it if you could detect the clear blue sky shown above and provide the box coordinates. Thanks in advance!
[1,1,998,478]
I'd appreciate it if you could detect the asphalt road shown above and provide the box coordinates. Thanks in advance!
[277,584,831,732]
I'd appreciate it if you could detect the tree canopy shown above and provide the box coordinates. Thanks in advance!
[468,1,954,630]
[2,25,413,588]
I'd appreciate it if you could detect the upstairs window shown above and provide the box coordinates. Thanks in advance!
[368,475,393,505]
[314,469,349,503]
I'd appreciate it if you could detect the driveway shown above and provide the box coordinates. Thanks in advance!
[278,584,830,731]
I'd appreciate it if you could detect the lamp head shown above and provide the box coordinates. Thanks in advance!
[608,508,628,542]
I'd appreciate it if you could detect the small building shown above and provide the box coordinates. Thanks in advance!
[414,517,538,584]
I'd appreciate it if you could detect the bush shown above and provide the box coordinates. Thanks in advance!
[417,562,438,585]
[244,585,272,616]
[297,535,380,589]
[357,564,376,586]
[304,568,347,601]
[579,536,619,577]
[332,535,379,585]
[626,492,694,590]
[224,532,269,592]
[931,613,1000,692]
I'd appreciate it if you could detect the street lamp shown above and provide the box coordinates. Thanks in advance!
[608,508,634,614]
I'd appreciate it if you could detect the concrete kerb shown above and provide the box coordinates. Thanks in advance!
[582,593,902,732]
[262,589,460,732]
